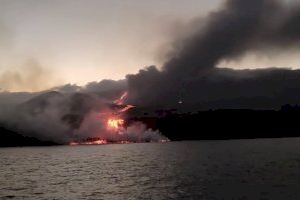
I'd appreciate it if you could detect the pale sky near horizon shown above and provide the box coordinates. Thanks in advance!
[0,0,298,92]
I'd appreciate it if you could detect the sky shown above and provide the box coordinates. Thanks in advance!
[0,0,298,92]
[2,0,300,143]
[0,0,221,91]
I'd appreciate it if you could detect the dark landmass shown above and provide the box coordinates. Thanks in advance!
[3,104,300,147]
[0,126,58,147]
[129,105,300,141]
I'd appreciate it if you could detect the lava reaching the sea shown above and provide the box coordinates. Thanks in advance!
[105,91,134,132]
[70,92,169,145]
[107,118,125,131]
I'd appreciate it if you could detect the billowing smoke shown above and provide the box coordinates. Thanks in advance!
[0,18,61,93]
[53,79,127,94]
[127,0,300,109]
[0,60,61,92]
[0,82,123,143]
[73,113,168,143]
[3,0,300,143]
[118,122,168,143]
[0,79,166,144]
[164,0,300,73]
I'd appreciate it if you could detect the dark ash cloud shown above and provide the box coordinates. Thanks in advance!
[127,0,300,110]
[2,0,300,143]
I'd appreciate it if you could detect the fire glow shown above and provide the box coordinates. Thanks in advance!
[114,91,128,105]
[69,91,169,145]
[70,91,134,145]
[106,91,131,132]
[70,139,107,146]
[107,118,125,131]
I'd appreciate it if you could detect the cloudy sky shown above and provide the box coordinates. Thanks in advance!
[0,0,298,92]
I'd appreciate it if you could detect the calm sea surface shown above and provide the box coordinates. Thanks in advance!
[1,139,300,199]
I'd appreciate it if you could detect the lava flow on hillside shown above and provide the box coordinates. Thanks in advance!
[70,92,169,145]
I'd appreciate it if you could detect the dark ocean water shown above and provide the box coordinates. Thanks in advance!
[1,139,300,200]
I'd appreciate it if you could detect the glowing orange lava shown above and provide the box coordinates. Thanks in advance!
[119,105,136,113]
[114,91,128,105]
[70,139,108,145]
[107,118,125,131]
[69,91,139,146]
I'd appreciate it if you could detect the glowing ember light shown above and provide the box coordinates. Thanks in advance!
[68,90,168,146]
[70,139,108,145]
[90,139,108,145]
[114,91,128,105]
[107,118,124,131]
[119,105,136,113]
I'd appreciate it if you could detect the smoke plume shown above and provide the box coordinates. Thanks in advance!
[0,60,61,92]
[73,113,168,143]
[0,79,165,144]
[3,0,300,143]
[0,83,122,143]
[127,0,300,109]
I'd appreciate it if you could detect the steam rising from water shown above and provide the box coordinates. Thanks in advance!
[73,112,168,144]
[2,0,300,143]
[0,89,168,144]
